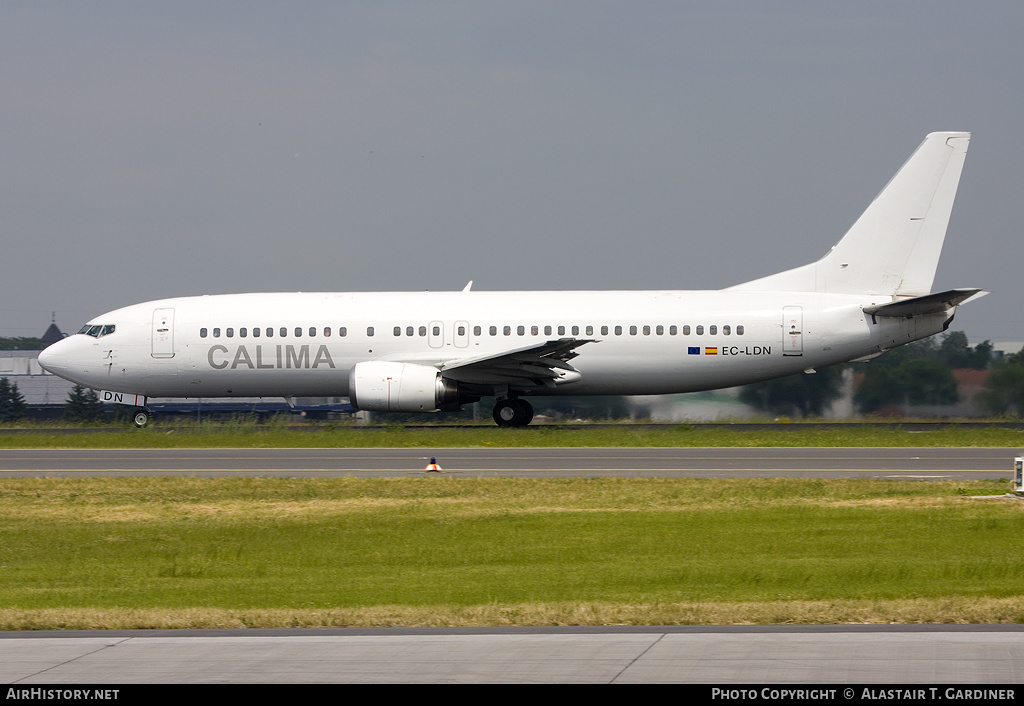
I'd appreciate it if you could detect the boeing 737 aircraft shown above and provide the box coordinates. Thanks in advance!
[39,132,983,427]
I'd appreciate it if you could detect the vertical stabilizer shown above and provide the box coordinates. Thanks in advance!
[729,132,970,296]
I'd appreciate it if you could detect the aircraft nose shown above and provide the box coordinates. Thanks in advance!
[37,343,67,374]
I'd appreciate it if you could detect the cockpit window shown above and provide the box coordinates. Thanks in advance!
[78,324,115,338]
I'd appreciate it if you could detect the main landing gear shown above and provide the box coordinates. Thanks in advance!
[492,398,534,427]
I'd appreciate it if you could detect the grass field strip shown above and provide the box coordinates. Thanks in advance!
[0,476,1022,628]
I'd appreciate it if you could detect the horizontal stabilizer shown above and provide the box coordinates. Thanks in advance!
[862,288,986,319]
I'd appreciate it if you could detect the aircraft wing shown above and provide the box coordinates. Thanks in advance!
[439,338,596,388]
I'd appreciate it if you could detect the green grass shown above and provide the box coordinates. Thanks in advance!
[1,476,1023,628]
[2,420,1024,448]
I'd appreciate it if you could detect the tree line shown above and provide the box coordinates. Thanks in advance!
[0,379,105,422]
[0,337,42,350]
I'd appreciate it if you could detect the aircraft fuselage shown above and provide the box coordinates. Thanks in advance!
[39,289,949,399]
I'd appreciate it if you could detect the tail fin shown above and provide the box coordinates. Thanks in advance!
[729,132,970,296]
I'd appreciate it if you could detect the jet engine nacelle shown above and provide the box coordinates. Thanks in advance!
[349,361,460,412]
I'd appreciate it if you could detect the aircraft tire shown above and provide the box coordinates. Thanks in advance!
[492,399,533,427]
[516,398,534,426]
[132,409,151,428]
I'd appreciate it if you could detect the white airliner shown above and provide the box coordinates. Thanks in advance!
[39,132,983,427]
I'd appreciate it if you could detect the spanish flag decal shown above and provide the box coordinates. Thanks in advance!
[705,347,718,355]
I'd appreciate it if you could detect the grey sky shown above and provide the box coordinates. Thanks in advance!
[2,2,1020,344]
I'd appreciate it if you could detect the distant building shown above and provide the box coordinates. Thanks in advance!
[0,350,73,407]
[995,342,1024,356]
[39,314,66,348]
[0,315,73,407]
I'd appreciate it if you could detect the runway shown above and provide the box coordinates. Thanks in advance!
[0,446,1019,479]
[3,626,1024,684]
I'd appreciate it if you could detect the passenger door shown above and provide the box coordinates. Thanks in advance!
[152,308,175,358]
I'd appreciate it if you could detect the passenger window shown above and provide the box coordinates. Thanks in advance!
[432,326,440,336]
[266,328,273,338]
[367,327,374,337]
[226,328,234,338]
[408,327,415,337]
[709,325,717,335]
[517,326,525,336]
[324,327,331,337]
[473,326,481,336]
[544,326,552,335]
[737,325,744,335]
[696,325,704,335]
[240,328,247,338]
[669,325,677,335]
[531,325,538,336]
[615,326,622,335]
[213,328,221,338]
[682,325,690,335]
[656,325,664,335]
[253,327,261,338]
[557,326,565,336]
[419,326,427,336]
[294,327,302,337]
[280,327,287,337]
[571,326,579,336]
[503,326,511,336]
[394,327,401,336]
[490,326,497,336]
[310,327,316,337]
[643,325,650,335]
[200,328,208,338]
[459,326,467,336]
[629,325,637,335]
[339,327,347,337]
[723,325,730,335]
[601,326,608,336]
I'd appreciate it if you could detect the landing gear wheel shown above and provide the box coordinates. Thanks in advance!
[132,409,151,428]
[492,399,534,427]
[515,399,534,426]
[493,400,516,426]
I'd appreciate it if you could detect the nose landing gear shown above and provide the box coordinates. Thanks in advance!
[131,408,152,428]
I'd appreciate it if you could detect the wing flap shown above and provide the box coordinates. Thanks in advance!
[440,338,595,387]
